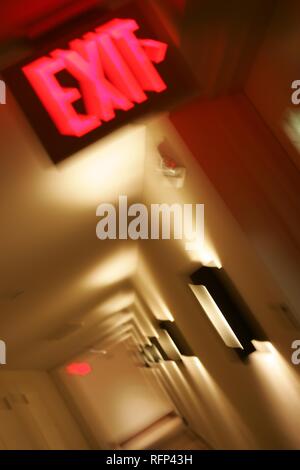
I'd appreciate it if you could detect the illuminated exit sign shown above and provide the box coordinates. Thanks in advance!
[3,5,196,162]
[23,18,168,138]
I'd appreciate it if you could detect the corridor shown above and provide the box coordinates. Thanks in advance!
[0,0,300,452]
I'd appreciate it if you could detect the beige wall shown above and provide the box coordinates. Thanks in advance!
[132,115,300,449]
[170,94,300,324]
[54,342,174,448]
[0,370,89,449]
[245,0,300,170]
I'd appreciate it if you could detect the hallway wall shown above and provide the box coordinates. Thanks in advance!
[245,0,300,170]
[54,342,174,448]
[133,113,300,449]
[0,370,88,449]
[170,94,300,323]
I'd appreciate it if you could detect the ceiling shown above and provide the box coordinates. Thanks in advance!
[0,0,184,370]
[0,90,145,367]
[0,0,186,42]
[0,0,104,41]
[0,0,298,373]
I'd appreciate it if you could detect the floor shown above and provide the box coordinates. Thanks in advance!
[121,413,210,450]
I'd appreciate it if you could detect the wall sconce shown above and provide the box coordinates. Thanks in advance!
[152,320,195,360]
[145,344,162,363]
[139,343,162,367]
[189,266,266,356]
[141,346,153,366]
[150,330,182,362]
[139,350,151,368]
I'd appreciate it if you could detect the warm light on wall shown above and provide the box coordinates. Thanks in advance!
[187,244,222,268]
[135,257,175,322]
[249,344,300,446]
[283,108,300,152]
[93,290,135,317]
[84,248,137,289]
[182,356,256,448]
[133,297,159,339]
[46,124,145,209]
[251,340,275,355]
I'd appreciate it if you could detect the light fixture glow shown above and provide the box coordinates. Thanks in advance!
[157,320,195,358]
[84,248,137,289]
[189,284,243,349]
[251,340,275,354]
[190,266,266,355]
[151,330,182,362]
[187,244,222,268]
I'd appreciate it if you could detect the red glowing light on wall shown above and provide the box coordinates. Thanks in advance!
[22,18,168,137]
[66,362,92,376]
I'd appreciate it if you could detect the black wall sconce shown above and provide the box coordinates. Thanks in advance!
[150,331,182,362]
[189,266,266,356]
[139,345,153,368]
[145,344,162,363]
[150,320,195,361]
[139,343,164,367]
